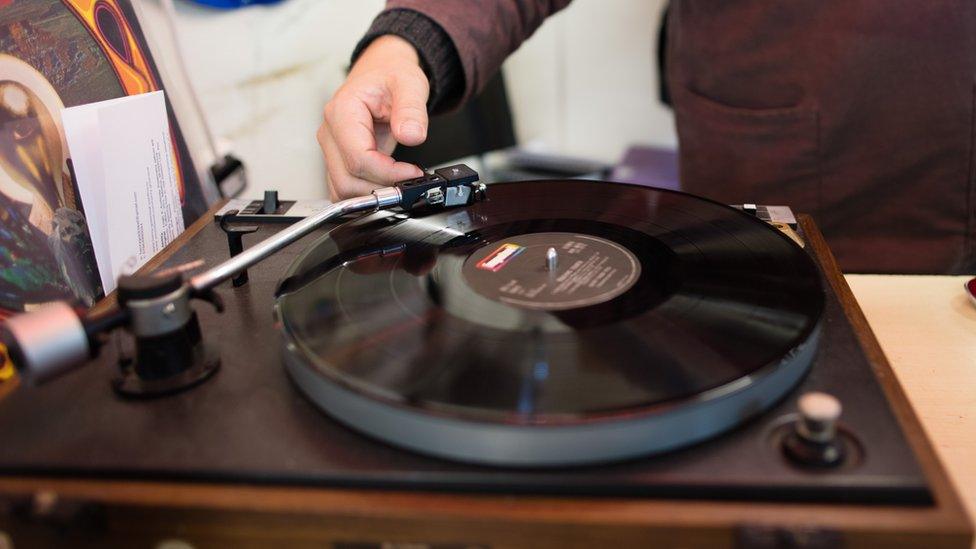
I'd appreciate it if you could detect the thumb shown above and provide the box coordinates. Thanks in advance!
[389,72,430,147]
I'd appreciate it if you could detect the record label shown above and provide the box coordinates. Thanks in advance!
[462,232,641,311]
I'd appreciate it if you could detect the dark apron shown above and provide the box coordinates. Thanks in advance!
[667,1,976,273]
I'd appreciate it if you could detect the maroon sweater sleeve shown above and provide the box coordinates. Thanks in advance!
[356,1,571,111]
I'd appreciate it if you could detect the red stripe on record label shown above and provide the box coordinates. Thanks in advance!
[475,243,525,272]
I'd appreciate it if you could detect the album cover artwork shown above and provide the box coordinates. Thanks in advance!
[0,0,208,316]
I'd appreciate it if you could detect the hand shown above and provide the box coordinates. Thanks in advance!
[319,35,429,201]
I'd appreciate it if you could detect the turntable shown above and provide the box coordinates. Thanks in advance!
[0,166,970,548]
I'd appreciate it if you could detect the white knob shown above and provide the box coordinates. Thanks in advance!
[797,392,842,443]
[798,392,842,423]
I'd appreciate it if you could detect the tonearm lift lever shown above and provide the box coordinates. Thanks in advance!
[0,164,484,396]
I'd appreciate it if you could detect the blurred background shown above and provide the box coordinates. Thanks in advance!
[138,0,677,200]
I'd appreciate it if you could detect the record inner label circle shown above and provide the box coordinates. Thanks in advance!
[461,232,641,311]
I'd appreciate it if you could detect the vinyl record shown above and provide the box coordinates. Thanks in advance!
[274,180,825,466]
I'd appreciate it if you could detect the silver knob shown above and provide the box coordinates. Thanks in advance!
[797,392,841,444]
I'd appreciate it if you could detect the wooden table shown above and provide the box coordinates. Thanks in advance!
[847,275,976,528]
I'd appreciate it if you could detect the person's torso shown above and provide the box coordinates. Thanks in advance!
[667,0,976,273]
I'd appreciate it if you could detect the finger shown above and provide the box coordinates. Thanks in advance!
[375,122,397,155]
[319,129,383,200]
[388,72,429,147]
[330,96,422,183]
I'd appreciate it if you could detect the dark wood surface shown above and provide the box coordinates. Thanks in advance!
[0,211,970,548]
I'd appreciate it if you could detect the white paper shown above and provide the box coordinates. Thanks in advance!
[62,91,184,293]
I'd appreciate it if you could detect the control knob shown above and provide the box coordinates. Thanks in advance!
[783,392,846,467]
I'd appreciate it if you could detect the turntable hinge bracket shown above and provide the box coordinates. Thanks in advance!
[735,204,805,247]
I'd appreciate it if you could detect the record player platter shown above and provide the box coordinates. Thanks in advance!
[274,180,825,466]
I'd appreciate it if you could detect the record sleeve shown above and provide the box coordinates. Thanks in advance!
[0,0,208,314]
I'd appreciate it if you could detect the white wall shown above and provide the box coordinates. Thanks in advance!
[504,0,676,160]
[138,0,674,200]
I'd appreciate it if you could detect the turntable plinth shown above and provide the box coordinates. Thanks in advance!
[0,200,970,548]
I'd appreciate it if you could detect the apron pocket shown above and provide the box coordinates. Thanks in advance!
[673,86,821,215]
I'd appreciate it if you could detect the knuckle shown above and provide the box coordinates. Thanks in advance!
[403,63,427,82]
[392,69,429,94]
[332,184,349,200]
[413,67,430,95]
[399,104,426,117]
[324,88,354,117]
[326,171,351,200]
[344,154,367,179]
[322,101,336,122]
[411,70,430,94]
[332,185,350,201]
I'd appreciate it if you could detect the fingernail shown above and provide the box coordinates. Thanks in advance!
[399,121,425,141]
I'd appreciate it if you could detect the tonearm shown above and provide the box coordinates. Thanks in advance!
[0,165,483,397]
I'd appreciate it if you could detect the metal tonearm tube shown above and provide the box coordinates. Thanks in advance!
[0,165,485,393]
